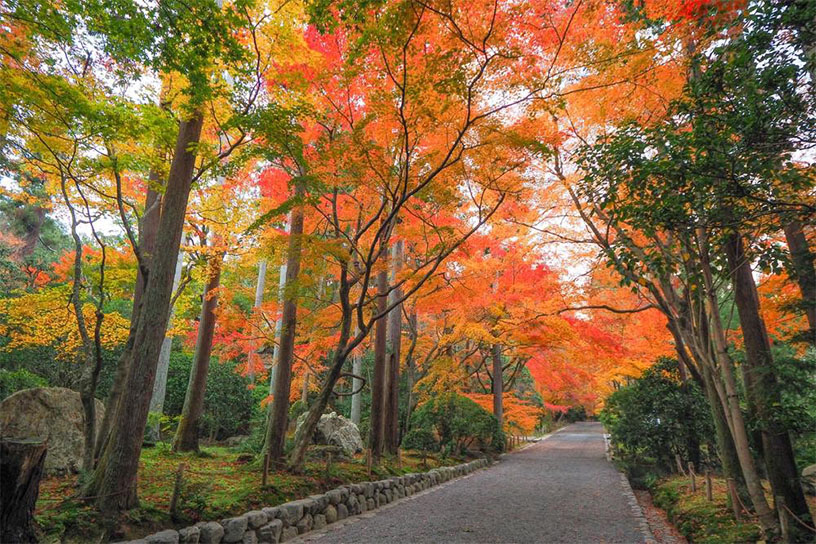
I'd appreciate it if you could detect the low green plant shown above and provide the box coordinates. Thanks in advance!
[409,392,504,454]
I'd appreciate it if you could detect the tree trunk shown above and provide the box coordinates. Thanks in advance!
[350,345,363,426]
[0,440,47,544]
[147,254,184,443]
[402,309,418,439]
[385,239,403,454]
[725,232,812,535]
[267,215,291,397]
[83,113,204,512]
[96,185,162,458]
[173,251,223,452]
[370,266,388,464]
[783,219,816,345]
[264,193,305,467]
[250,259,267,382]
[491,344,503,429]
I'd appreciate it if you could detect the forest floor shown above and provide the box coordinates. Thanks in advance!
[34,443,469,543]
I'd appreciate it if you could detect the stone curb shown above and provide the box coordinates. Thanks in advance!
[118,457,491,544]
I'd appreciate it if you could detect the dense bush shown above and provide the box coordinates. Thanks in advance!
[409,392,504,455]
[0,367,47,400]
[600,357,713,472]
[164,351,258,441]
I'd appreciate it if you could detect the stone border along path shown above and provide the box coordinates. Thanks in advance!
[119,457,492,544]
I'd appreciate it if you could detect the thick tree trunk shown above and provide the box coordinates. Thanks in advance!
[783,219,816,345]
[491,344,503,429]
[147,255,184,443]
[264,195,304,467]
[173,251,223,452]
[0,440,47,544]
[385,239,403,454]
[96,186,162,458]
[83,113,204,512]
[370,267,388,464]
[725,233,812,535]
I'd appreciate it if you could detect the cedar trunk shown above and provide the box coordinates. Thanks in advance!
[173,252,223,452]
[370,267,388,463]
[265,196,305,466]
[491,344,503,429]
[82,114,204,512]
[385,239,403,454]
[783,219,816,345]
[0,440,47,544]
[725,233,812,534]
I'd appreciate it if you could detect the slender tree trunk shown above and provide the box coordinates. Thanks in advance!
[264,192,304,467]
[301,372,309,402]
[385,239,403,454]
[249,259,267,382]
[370,266,388,463]
[173,250,223,452]
[725,232,812,534]
[696,229,777,535]
[783,219,816,345]
[402,309,418,439]
[147,254,184,443]
[83,113,204,512]
[350,343,363,426]
[491,344,503,429]
[268,215,291,397]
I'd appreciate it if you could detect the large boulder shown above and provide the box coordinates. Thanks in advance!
[803,464,816,496]
[295,412,364,456]
[0,387,104,475]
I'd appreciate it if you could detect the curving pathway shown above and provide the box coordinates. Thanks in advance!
[296,422,653,544]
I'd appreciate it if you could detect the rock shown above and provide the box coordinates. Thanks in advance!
[196,522,224,544]
[146,530,180,544]
[294,412,364,456]
[295,513,313,534]
[279,527,299,543]
[221,517,248,543]
[803,464,816,495]
[326,489,343,505]
[242,531,258,544]
[224,435,249,447]
[261,507,280,522]
[336,503,348,520]
[307,494,329,513]
[245,511,268,530]
[257,520,282,544]
[324,504,338,524]
[366,498,375,511]
[179,526,201,544]
[313,514,326,530]
[278,502,304,526]
[0,387,104,475]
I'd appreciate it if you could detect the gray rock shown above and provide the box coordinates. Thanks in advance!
[278,502,304,526]
[294,411,364,456]
[242,531,258,544]
[325,504,338,524]
[337,503,348,520]
[0,387,105,475]
[366,498,375,511]
[179,526,201,544]
[245,510,268,529]
[257,519,282,544]
[307,494,329,513]
[326,488,343,505]
[146,530,179,544]
[279,527,299,543]
[224,435,249,447]
[197,522,225,544]
[261,507,280,522]
[803,464,816,495]
[296,513,313,534]
[313,514,327,530]
[221,516,248,543]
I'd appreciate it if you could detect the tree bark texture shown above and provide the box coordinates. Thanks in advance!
[370,267,389,463]
[783,219,816,345]
[385,239,403,454]
[0,440,47,544]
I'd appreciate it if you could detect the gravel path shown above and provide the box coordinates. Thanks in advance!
[297,422,653,543]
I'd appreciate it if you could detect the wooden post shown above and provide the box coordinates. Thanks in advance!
[1,439,47,544]
[727,478,742,521]
[705,470,713,501]
[688,462,696,492]
[169,462,186,519]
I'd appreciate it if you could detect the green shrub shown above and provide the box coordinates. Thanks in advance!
[402,427,438,452]
[410,392,504,454]
[600,357,713,473]
[563,405,587,423]
[0,367,48,400]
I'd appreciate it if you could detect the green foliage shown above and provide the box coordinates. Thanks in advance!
[164,351,256,441]
[402,427,437,453]
[409,392,504,455]
[563,405,587,423]
[0,367,47,400]
[600,358,714,472]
